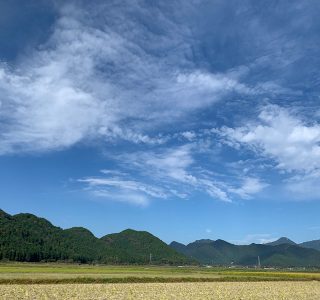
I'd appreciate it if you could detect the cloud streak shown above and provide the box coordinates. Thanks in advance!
[2,1,319,205]
[78,143,268,205]
[0,2,250,155]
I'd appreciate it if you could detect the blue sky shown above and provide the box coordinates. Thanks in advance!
[1,0,320,244]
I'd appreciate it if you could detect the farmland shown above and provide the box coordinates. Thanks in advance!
[0,263,320,284]
[0,263,319,299]
[1,282,320,299]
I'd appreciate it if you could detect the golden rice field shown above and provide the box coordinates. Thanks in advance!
[0,281,320,299]
[1,263,320,283]
[0,264,319,299]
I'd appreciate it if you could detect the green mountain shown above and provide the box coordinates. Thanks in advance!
[170,239,320,267]
[266,237,296,246]
[2,208,319,267]
[101,229,190,264]
[0,210,110,263]
[300,239,320,251]
[0,209,190,265]
[264,237,320,252]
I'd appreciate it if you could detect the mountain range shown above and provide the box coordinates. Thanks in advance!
[1,209,320,267]
[170,237,320,267]
[0,209,190,264]
[265,237,320,251]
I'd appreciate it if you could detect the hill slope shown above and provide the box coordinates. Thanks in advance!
[0,209,190,265]
[170,239,320,267]
[300,239,320,251]
[0,210,110,263]
[101,229,190,264]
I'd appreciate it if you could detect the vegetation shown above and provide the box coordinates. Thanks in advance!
[300,239,320,251]
[0,210,189,265]
[170,239,320,267]
[101,229,187,264]
[1,209,320,267]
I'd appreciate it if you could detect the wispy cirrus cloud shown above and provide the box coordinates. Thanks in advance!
[91,190,150,207]
[78,143,268,205]
[2,0,320,206]
[78,174,167,206]
[0,2,252,155]
[79,177,167,199]
[114,144,232,203]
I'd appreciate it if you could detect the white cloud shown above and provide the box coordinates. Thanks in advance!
[78,144,236,203]
[230,177,268,199]
[232,233,277,245]
[197,178,231,203]
[108,144,267,203]
[218,104,320,200]
[92,189,149,207]
[170,71,252,110]
[284,170,320,200]
[79,176,167,199]
[0,3,250,155]
[181,131,196,141]
[221,105,320,173]
[141,145,197,184]
[78,170,168,206]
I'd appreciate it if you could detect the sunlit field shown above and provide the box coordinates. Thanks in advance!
[0,264,319,299]
[0,263,320,283]
[1,282,320,300]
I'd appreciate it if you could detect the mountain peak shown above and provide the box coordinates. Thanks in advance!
[214,239,233,247]
[266,237,296,246]
[193,239,215,244]
[170,241,185,247]
[64,227,95,237]
[121,228,146,234]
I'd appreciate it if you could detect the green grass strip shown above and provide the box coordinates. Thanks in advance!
[0,276,319,285]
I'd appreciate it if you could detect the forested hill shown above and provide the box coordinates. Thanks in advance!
[2,208,320,267]
[0,209,190,265]
[101,229,188,264]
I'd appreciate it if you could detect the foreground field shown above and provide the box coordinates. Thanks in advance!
[1,264,320,299]
[1,282,320,299]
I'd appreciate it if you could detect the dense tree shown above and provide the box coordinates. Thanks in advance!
[0,210,190,264]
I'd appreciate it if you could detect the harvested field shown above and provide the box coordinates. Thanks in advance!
[1,281,320,299]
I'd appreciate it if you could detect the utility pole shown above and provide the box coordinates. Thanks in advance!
[149,253,152,264]
[258,256,261,268]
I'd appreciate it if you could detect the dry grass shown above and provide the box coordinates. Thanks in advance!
[1,281,320,299]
